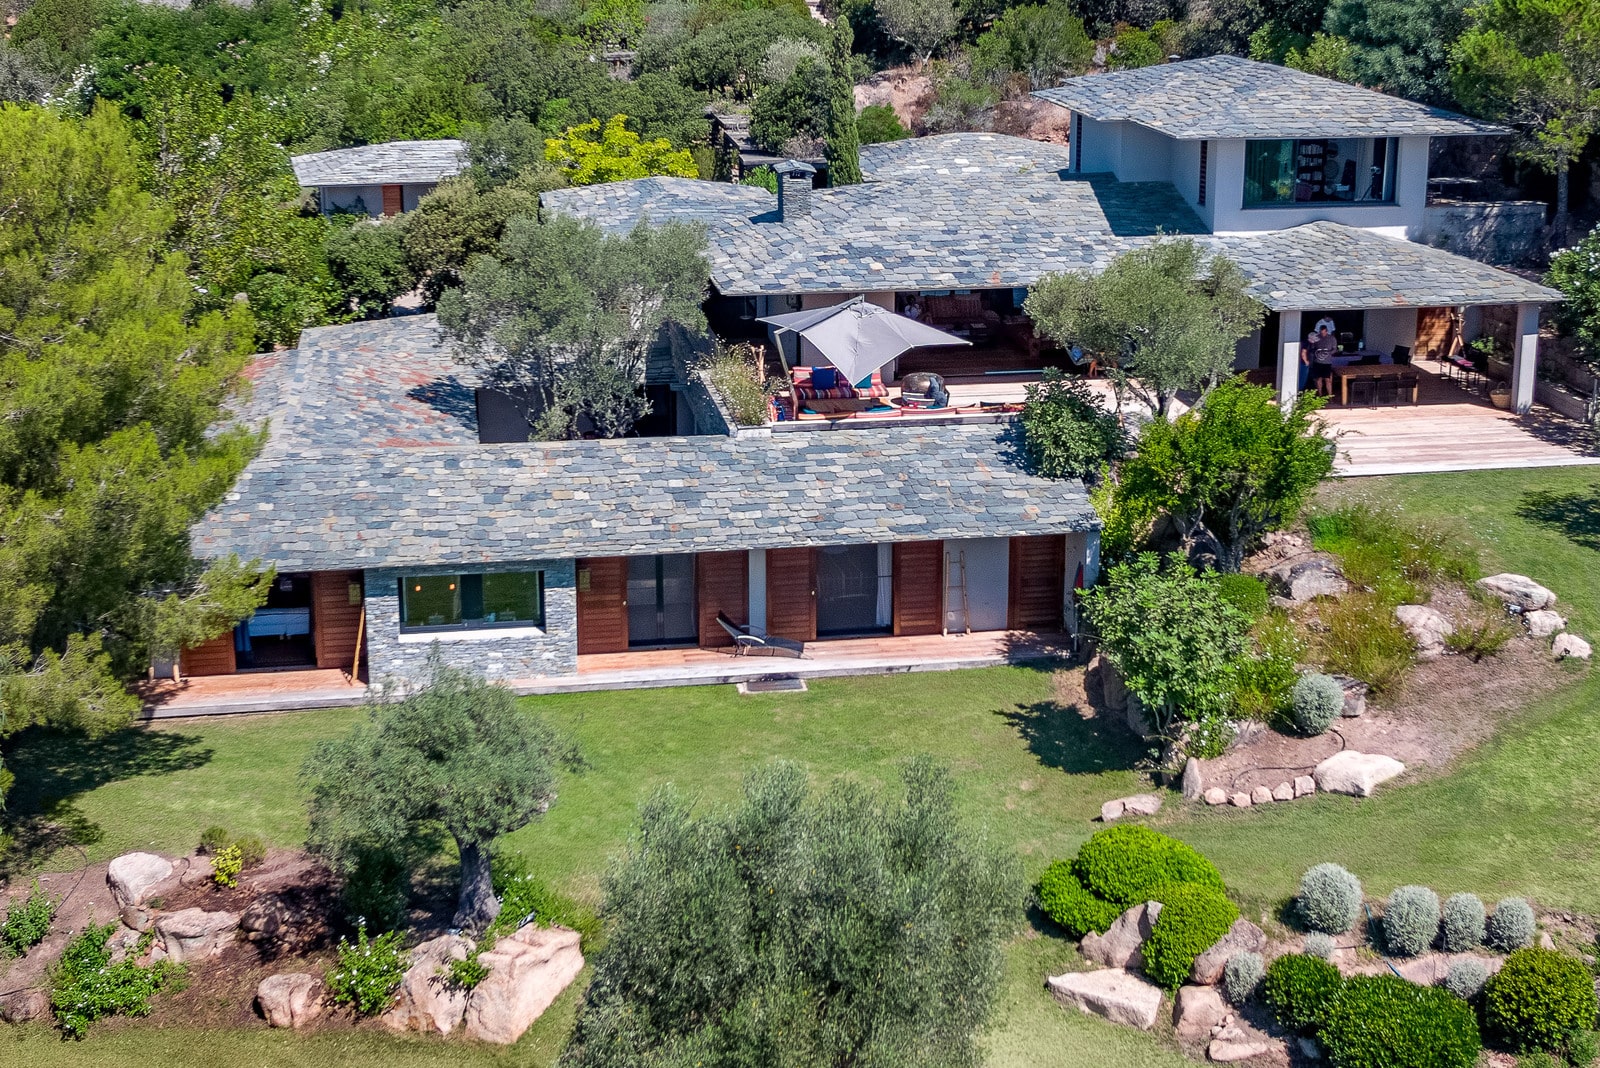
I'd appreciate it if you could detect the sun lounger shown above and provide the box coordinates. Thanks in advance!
[716,613,805,658]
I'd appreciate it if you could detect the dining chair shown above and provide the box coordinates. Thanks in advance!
[1348,376,1376,406]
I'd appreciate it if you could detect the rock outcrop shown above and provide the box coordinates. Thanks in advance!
[1080,902,1161,970]
[1172,984,1227,1041]
[1101,794,1162,821]
[383,934,475,1036]
[1524,609,1567,638]
[107,853,174,910]
[1553,633,1592,661]
[1476,573,1556,611]
[1046,968,1164,1030]
[1265,558,1348,603]
[462,925,584,1045]
[154,908,239,963]
[256,972,325,1029]
[1395,605,1453,659]
[1314,751,1405,797]
[1191,918,1267,985]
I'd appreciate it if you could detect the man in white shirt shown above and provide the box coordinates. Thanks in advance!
[1314,315,1337,337]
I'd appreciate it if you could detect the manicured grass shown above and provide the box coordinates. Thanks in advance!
[4,467,1598,1066]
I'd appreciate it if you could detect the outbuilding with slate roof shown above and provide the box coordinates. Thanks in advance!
[291,139,467,217]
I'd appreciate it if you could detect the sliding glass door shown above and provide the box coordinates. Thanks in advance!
[627,554,697,647]
[817,544,891,637]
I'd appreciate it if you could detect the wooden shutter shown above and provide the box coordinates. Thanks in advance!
[764,547,816,643]
[1007,535,1067,631]
[179,632,236,677]
[576,557,629,654]
[380,184,404,216]
[696,551,749,648]
[892,541,943,636]
[313,571,365,670]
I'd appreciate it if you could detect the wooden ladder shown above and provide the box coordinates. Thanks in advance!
[943,550,971,635]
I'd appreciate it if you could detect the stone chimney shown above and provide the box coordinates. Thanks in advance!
[773,159,817,221]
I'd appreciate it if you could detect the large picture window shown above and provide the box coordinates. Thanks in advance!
[1243,137,1397,208]
[400,572,545,631]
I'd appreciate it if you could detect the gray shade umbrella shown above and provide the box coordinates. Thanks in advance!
[759,297,970,385]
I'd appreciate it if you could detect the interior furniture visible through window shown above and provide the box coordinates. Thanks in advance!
[400,572,545,631]
[1243,137,1397,207]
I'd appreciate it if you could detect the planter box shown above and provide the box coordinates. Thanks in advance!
[1535,379,1593,421]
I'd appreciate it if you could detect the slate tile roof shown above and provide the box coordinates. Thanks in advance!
[542,134,1207,295]
[1032,56,1504,140]
[194,314,1095,569]
[290,139,468,187]
[238,317,481,458]
[1218,222,1562,309]
[543,132,1556,309]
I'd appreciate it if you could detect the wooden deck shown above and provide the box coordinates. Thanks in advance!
[555,630,1075,694]
[140,631,1076,715]
[1321,360,1599,476]
[140,668,368,719]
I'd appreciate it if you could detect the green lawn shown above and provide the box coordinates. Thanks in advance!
[5,466,1599,1067]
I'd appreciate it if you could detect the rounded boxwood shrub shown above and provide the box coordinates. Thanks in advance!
[1443,957,1488,1001]
[1320,973,1481,1068]
[1038,860,1121,938]
[1262,952,1344,1034]
[1439,892,1486,952]
[1217,573,1269,620]
[1304,932,1336,960]
[1291,672,1344,736]
[1486,897,1537,951]
[1383,885,1441,957]
[1483,947,1600,1053]
[1072,825,1225,907]
[1298,863,1364,934]
[1223,950,1264,1004]
[1141,883,1239,990]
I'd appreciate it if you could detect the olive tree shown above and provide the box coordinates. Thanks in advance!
[1025,238,1261,417]
[439,214,709,440]
[302,654,576,932]
[561,758,1022,1068]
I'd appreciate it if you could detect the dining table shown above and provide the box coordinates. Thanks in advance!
[1330,359,1419,407]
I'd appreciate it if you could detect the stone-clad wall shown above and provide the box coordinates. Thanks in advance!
[363,560,578,686]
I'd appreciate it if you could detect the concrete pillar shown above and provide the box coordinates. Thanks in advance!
[747,549,767,634]
[1276,309,1303,408]
[1511,302,1540,415]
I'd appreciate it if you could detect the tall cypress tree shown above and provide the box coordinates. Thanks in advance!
[825,18,862,186]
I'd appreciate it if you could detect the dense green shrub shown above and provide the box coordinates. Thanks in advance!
[1441,893,1487,952]
[1484,948,1600,1053]
[1141,884,1239,989]
[856,103,908,144]
[1383,885,1441,957]
[1291,672,1344,736]
[235,835,267,869]
[1217,573,1270,620]
[1567,1029,1600,1066]
[199,826,231,854]
[1074,825,1226,906]
[1299,863,1363,934]
[2,882,57,958]
[50,923,183,1038]
[1444,958,1488,1001]
[1304,932,1336,959]
[1262,952,1344,1034]
[1019,369,1127,482]
[1037,860,1121,937]
[326,924,405,1017]
[1320,973,1481,1068]
[1487,897,1537,951]
[1223,951,1264,1004]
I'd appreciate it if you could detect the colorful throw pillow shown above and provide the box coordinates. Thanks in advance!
[811,366,837,390]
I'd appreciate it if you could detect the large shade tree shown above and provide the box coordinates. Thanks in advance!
[0,102,267,799]
[1452,0,1600,243]
[1025,238,1262,417]
[1324,0,1472,106]
[561,757,1022,1068]
[302,654,576,931]
[439,215,709,440]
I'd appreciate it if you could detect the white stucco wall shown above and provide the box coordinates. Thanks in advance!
[1361,307,1420,355]
[1209,135,1431,237]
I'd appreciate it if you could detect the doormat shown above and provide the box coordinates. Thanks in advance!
[737,676,808,694]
